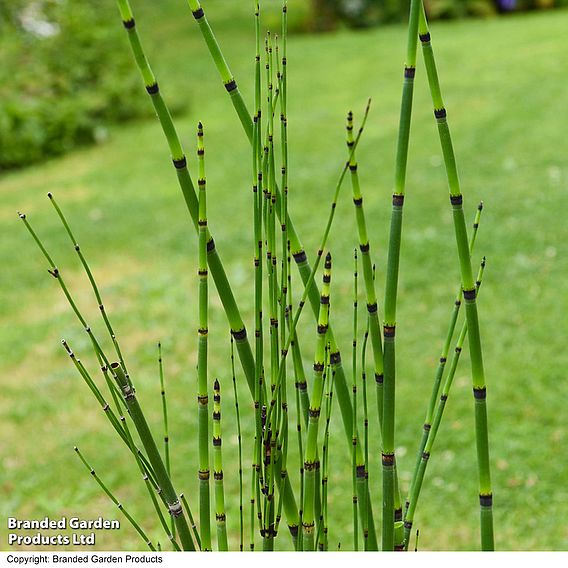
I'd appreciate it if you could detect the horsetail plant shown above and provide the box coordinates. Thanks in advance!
[404,258,488,548]
[381,0,422,550]
[302,252,333,551]
[197,122,212,551]
[19,0,499,553]
[418,2,494,549]
[212,378,228,550]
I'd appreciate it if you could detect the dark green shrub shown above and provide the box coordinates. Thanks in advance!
[0,0,155,171]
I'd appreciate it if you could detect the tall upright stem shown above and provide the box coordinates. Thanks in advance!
[381,0,421,551]
[418,3,494,550]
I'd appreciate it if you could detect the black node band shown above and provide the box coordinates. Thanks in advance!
[419,32,431,43]
[289,525,299,537]
[450,194,463,206]
[359,242,370,253]
[232,327,247,341]
[123,19,135,29]
[463,288,476,300]
[293,250,307,263]
[317,324,328,335]
[473,386,487,400]
[320,295,330,305]
[173,156,187,169]
[308,408,321,418]
[145,82,159,95]
[382,453,395,466]
[349,164,358,172]
[225,79,237,92]
[393,193,404,207]
[206,238,216,252]
[192,8,204,19]
[422,451,430,461]
[394,508,403,522]
[367,302,378,314]
[353,197,363,206]
[480,494,493,507]
[434,108,447,119]
[375,373,384,385]
[404,520,413,530]
[313,362,324,372]
[213,437,221,447]
[330,351,341,364]
[384,325,396,338]
[404,66,416,79]
[440,394,448,402]
[356,465,366,478]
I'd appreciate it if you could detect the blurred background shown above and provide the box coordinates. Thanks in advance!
[1,0,567,552]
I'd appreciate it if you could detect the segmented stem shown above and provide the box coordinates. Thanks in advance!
[418,3,493,549]
[382,0,421,551]
[197,122,212,551]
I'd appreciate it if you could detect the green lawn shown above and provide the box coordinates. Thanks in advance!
[2,0,568,552]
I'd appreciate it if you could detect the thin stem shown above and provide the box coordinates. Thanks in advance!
[404,259,487,547]
[231,337,244,551]
[418,3,494,549]
[212,379,228,551]
[197,122,212,551]
[74,447,155,551]
[381,0,422,551]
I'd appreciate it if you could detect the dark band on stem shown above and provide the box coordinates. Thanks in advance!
[353,196,362,206]
[313,362,324,372]
[198,395,208,405]
[419,32,431,43]
[356,465,366,478]
[450,194,463,206]
[367,302,378,314]
[393,193,405,207]
[320,295,330,305]
[479,494,493,507]
[375,373,384,385]
[463,288,476,300]
[434,108,447,119]
[440,394,448,402]
[173,156,187,169]
[232,327,247,341]
[145,82,159,95]
[198,470,210,480]
[224,79,237,93]
[395,508,403,522]
[216,512,226,521]
[384,325,396,338]
[206,238,215,252]
[192,8,204,19]
[304,460,319,471]
[359,242,370,253]
[404,66,416,78]
[292,250,307,264]
[330,351,341,364]
[473,386,487,400]
[213,437,221,447]
[422,451,430,461]
[308,408,321,418]
[382,453,395,466]
[317,324,328,335]
[122,18,135,29]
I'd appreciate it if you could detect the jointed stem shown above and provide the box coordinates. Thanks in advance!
[418,3,494,549]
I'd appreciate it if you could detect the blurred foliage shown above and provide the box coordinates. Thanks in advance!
[0,0,154,171]
[309,0,568,27]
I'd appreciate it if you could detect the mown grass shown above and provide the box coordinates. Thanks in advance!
[1,1,568,551]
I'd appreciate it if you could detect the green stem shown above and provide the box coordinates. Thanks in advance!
[418,3,494,549]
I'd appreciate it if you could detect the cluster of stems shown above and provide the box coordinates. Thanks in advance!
[20,0,495,553]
